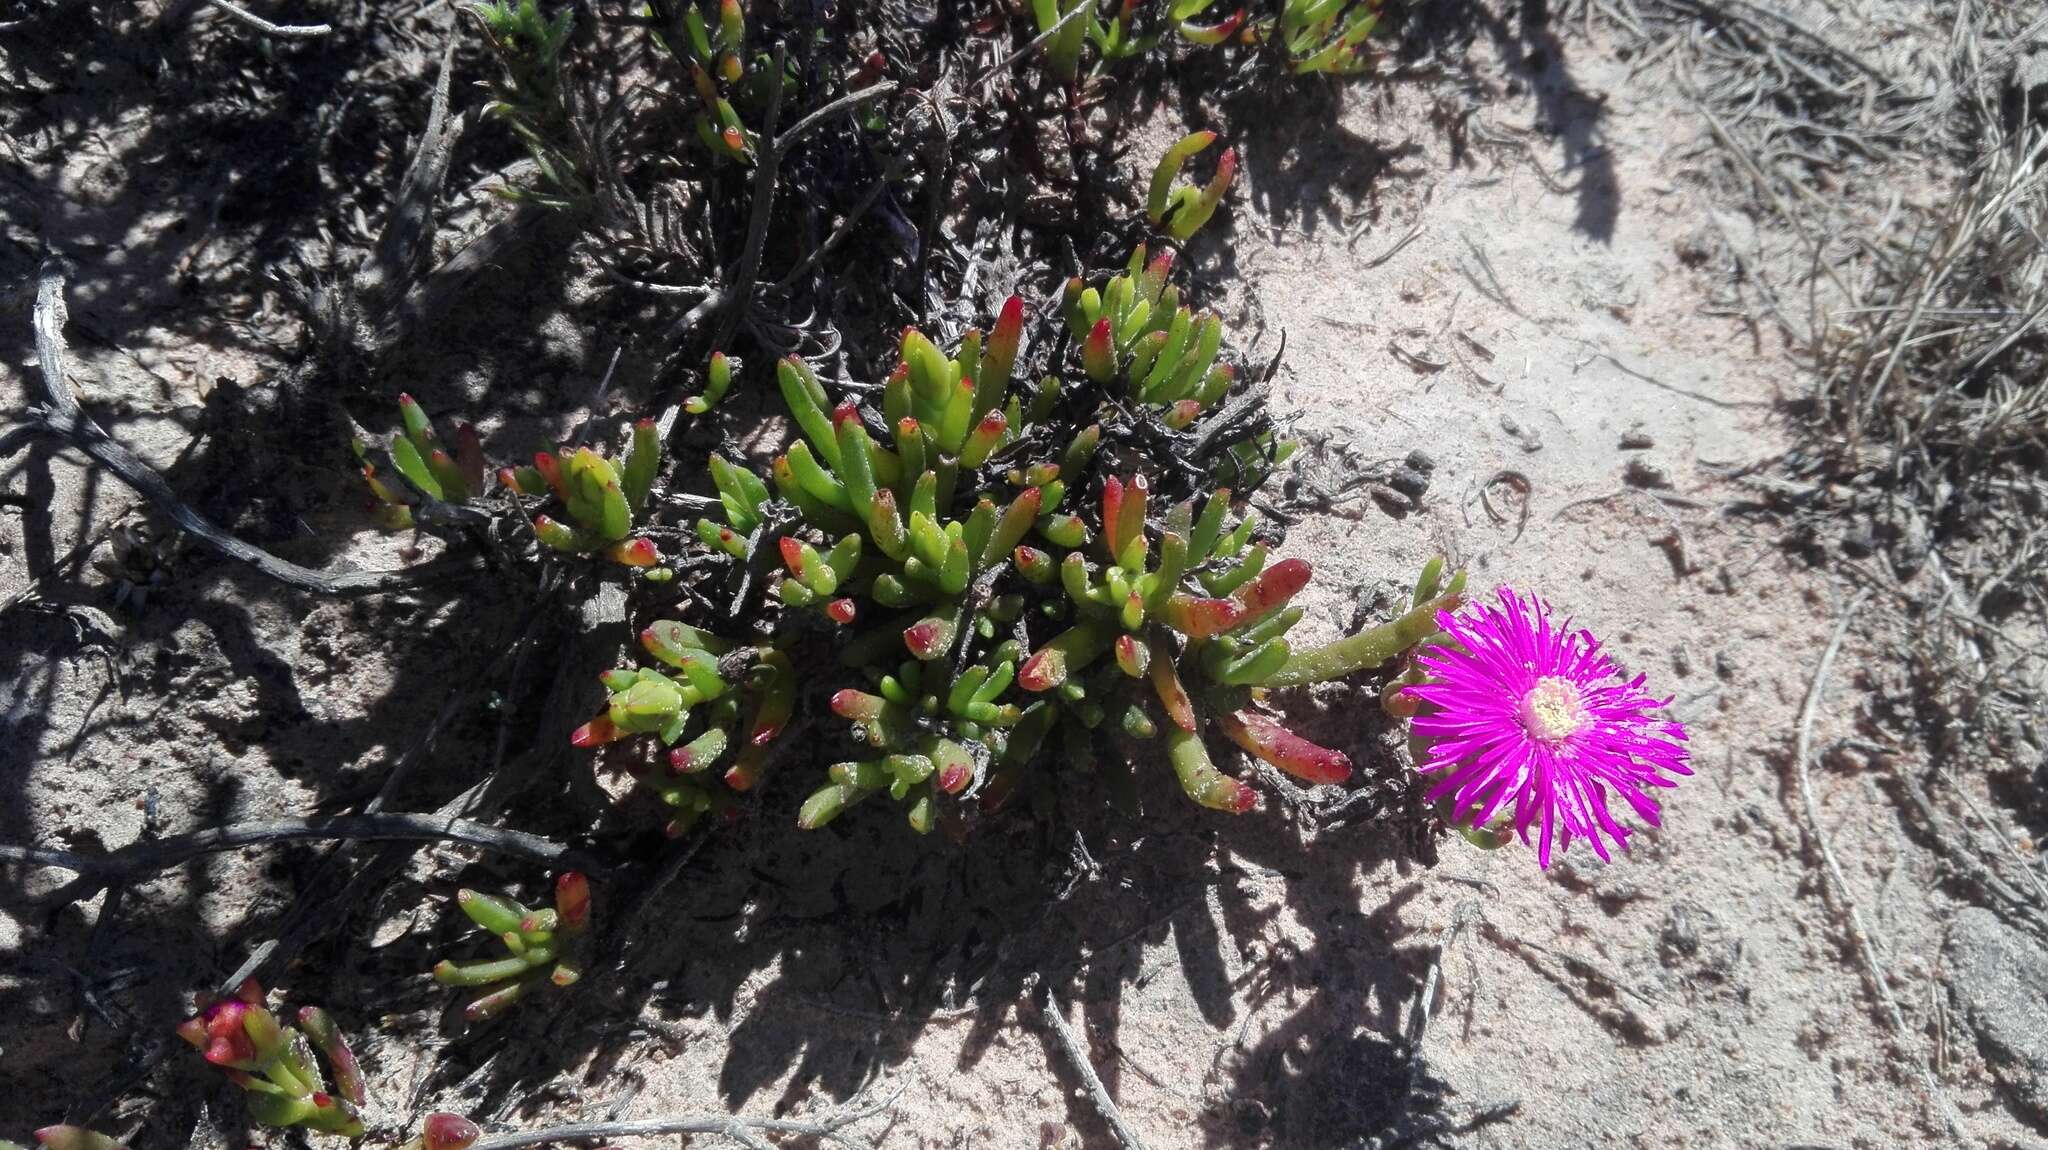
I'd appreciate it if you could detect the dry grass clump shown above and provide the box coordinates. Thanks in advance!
[1607,0,2047,924]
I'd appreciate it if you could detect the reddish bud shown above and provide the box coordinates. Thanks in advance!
[993,295,1025,343]
[422,1113,483,1150]
[532,450,567,499]
[1383,682,1421,718]
[826,598,858,625]
[852,48,887,87]
[904,618,950,660]
[831,689,886,721]
[606,538,659,567]
[832,400,861,428]
[1014,545,1053,581]
[1114,634,1149,678]
[570,714,622,748]
[1147,246,1177,284]
[1082,318,1117,381]
[1101,476,1125,550]
[1017,650,1059,693]
[455,422,487,491]
[555,872,591,930]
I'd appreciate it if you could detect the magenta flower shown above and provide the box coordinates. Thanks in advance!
[1407,588,1690,868]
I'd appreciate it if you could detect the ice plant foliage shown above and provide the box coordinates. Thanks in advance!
[1031,0,1093,80]
[650,0,764,162]
[1406,589,1691,867]
[504,425,666,568]
[355,396,670,573]
[569,257,1460,835]
[355,393,490,531]
[685,349,737,414]
[468,0,582,205]
[575,621,794,824]
[1146,132,1237,241]
[1169,0,1250,46]
[433,873,592,1020]
[175,980,368,1136]
[1269,0,1383,74]
[1030,0,1376,78]
[1063,246,1294,489]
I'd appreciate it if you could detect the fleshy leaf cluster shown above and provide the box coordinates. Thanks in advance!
[502,424,665,568]
[577,250,1461,837]
[432,873,592,1021]
[175,980,368,1136]
[355,394,489,531]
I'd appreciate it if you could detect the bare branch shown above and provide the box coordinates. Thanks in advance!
[198,0,332,38]
[467,1097,893,1150]
[772,81,898,159]
[1037,982,1151,1150]
[358,46,465,310]
[0,813,608,889]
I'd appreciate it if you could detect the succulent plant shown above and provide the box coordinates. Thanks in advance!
[355,393,490,532]
[645,0,765,162]
[432,873,591,1021]
[684,350,737,415]
[570,246,1459,836]
[1271,0,1384,74]
[500,425,666,568]
[574,622,794,824]
[1032,0,1374,78]
[96,521,183,613]
[175,980,367,1136]
[467,0,583,205]
[1145,132,1238,242]
[1062,245,1289,488]
[1168,0,1249,46]
[1088,0,1158,63]
[1031,0,1093,81]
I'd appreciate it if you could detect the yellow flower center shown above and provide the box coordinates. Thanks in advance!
[1518,677,1588,743]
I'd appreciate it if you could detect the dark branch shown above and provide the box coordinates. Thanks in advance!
[1038,982,1151,1150]
[198,0,332,38]
[0,813,609,890]
[467,1090,895,1150]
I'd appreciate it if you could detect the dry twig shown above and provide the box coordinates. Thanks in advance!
[198,0,332,38]
[467,1086,897,1149]
[1038,982,1151,1150]
[0,813,608,895]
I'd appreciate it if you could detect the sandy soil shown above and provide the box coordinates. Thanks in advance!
[2,4,2041,1150]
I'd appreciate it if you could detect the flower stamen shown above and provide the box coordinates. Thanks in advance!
[1517,676,1588,743]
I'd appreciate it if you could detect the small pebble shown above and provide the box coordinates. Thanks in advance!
[1623,458,1671,489]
